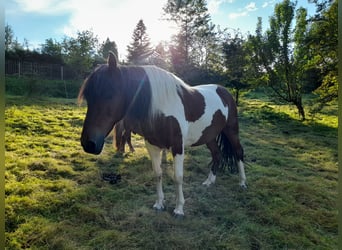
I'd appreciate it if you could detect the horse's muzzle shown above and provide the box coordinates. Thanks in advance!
[81,139,104,155]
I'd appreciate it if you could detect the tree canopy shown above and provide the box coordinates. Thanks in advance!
[5,0,337,114]
[307,0,338,110]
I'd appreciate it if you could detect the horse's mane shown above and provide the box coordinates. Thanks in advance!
[142,65,194,117]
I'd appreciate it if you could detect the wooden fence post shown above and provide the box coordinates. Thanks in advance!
[18,61,21,77]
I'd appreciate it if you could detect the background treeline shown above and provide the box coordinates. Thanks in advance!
[5,0,337,120]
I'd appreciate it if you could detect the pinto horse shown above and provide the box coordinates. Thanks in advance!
[78,52,247,216]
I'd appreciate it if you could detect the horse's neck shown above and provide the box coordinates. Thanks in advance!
[120,66,152,122]
[121,72,148,136]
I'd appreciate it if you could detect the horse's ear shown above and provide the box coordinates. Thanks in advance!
[107,51,118,70]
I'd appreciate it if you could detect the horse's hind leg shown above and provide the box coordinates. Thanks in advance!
[203,140,221,186]
[223,127,247,188]
[145,141,164,210]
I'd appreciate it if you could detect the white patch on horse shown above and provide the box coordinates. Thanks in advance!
[185,85,229,146]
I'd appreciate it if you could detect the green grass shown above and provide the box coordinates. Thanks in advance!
[5,76,81,98]
[5,94,338,249]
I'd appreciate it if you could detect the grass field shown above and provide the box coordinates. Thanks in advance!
[5,93,338,249]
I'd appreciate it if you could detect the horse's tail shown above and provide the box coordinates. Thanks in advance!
[216,132,243,174]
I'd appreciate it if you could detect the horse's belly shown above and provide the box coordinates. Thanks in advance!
[184,111,227,147]
[184,121,208,146]
[184,121,222,147]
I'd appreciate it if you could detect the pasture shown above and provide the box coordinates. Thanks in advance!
[5,93,337,249]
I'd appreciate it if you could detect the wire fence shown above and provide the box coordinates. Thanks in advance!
[5,60,76,80]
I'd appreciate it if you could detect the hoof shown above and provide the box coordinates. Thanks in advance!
[173,212,184,219]
[173,208,184,219]
[153,207,165,213]
[240,183,248,189]
[202,181,211,187]
[202,179,215,187]
[153,203,165,212]
[154,208,165,213]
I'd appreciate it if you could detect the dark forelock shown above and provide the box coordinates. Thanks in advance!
[78,64,119,103]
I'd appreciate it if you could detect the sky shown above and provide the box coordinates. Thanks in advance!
[5,0,316,60]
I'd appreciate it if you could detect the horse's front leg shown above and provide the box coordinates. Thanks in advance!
[173,153,185,216]
[145,141,164,210]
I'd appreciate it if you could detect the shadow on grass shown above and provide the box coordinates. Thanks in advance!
[240,104,337,151]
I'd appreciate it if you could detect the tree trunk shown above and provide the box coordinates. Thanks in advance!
[235,89,239,106]
[294,98,305,121]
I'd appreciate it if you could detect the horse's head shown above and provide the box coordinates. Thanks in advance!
[78,52,126,155]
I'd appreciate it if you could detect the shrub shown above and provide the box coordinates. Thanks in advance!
[5,76,82,98]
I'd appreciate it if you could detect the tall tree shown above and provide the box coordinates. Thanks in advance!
[247,0,308,120]
[62,30,99,78]
[222,32,249,105]
[126,19,152,65]
[99,38,118,59]
[164,0,218,81]
[148,42,171,70]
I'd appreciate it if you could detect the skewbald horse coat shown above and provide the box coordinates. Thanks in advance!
[79,52,247,216]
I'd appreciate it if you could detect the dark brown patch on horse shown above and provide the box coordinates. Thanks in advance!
[216,85,235,109]
[177,86,205,122]
[216,86,239,138]
[191,110,227,146]
[125,114,183,156]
